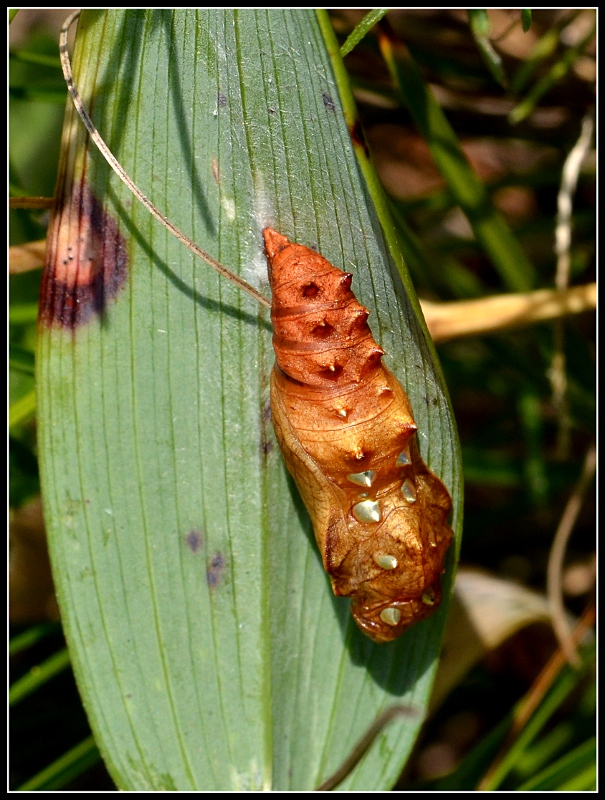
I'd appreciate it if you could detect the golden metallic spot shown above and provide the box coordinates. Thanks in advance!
[347,470,376,488]
[401,478,417,504]
[352,499,381,523]
[336,407,348,418]
[374,553,398,570]
[380,607,401,626]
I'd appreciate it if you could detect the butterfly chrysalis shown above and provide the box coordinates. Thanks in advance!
[264,228,453,643]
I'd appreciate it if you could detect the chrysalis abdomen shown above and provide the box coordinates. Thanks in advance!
[264,228,453,643]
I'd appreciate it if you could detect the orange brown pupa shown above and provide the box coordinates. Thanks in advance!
[264,228,453,643]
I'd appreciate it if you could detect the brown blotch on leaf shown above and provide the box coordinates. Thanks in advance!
[206,552,226,588]
[39,181,128,329]
[185,529,204,553]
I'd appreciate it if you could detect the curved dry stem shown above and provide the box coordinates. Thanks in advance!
[59,11,271,309]
[551,111,594,457]
[546,444,596,667]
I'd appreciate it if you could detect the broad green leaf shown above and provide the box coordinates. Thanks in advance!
[37,10,461,790]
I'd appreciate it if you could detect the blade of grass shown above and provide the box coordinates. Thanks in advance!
[517,736,596,791]
[468,10,508,89]
[9,302,39,324]
[340,9,389,57]
[9,388,36,429]
[521,10,532,33]
[18,736,101,792]
[509,18,596,124]
[9,345,35,375]
[479,640,594,790]
[9,647,71,705]
[509,12,578,94]
[9,622,61,656]
[377,23,537,292]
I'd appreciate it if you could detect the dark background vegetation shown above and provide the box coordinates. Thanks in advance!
[10,9,595,790]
